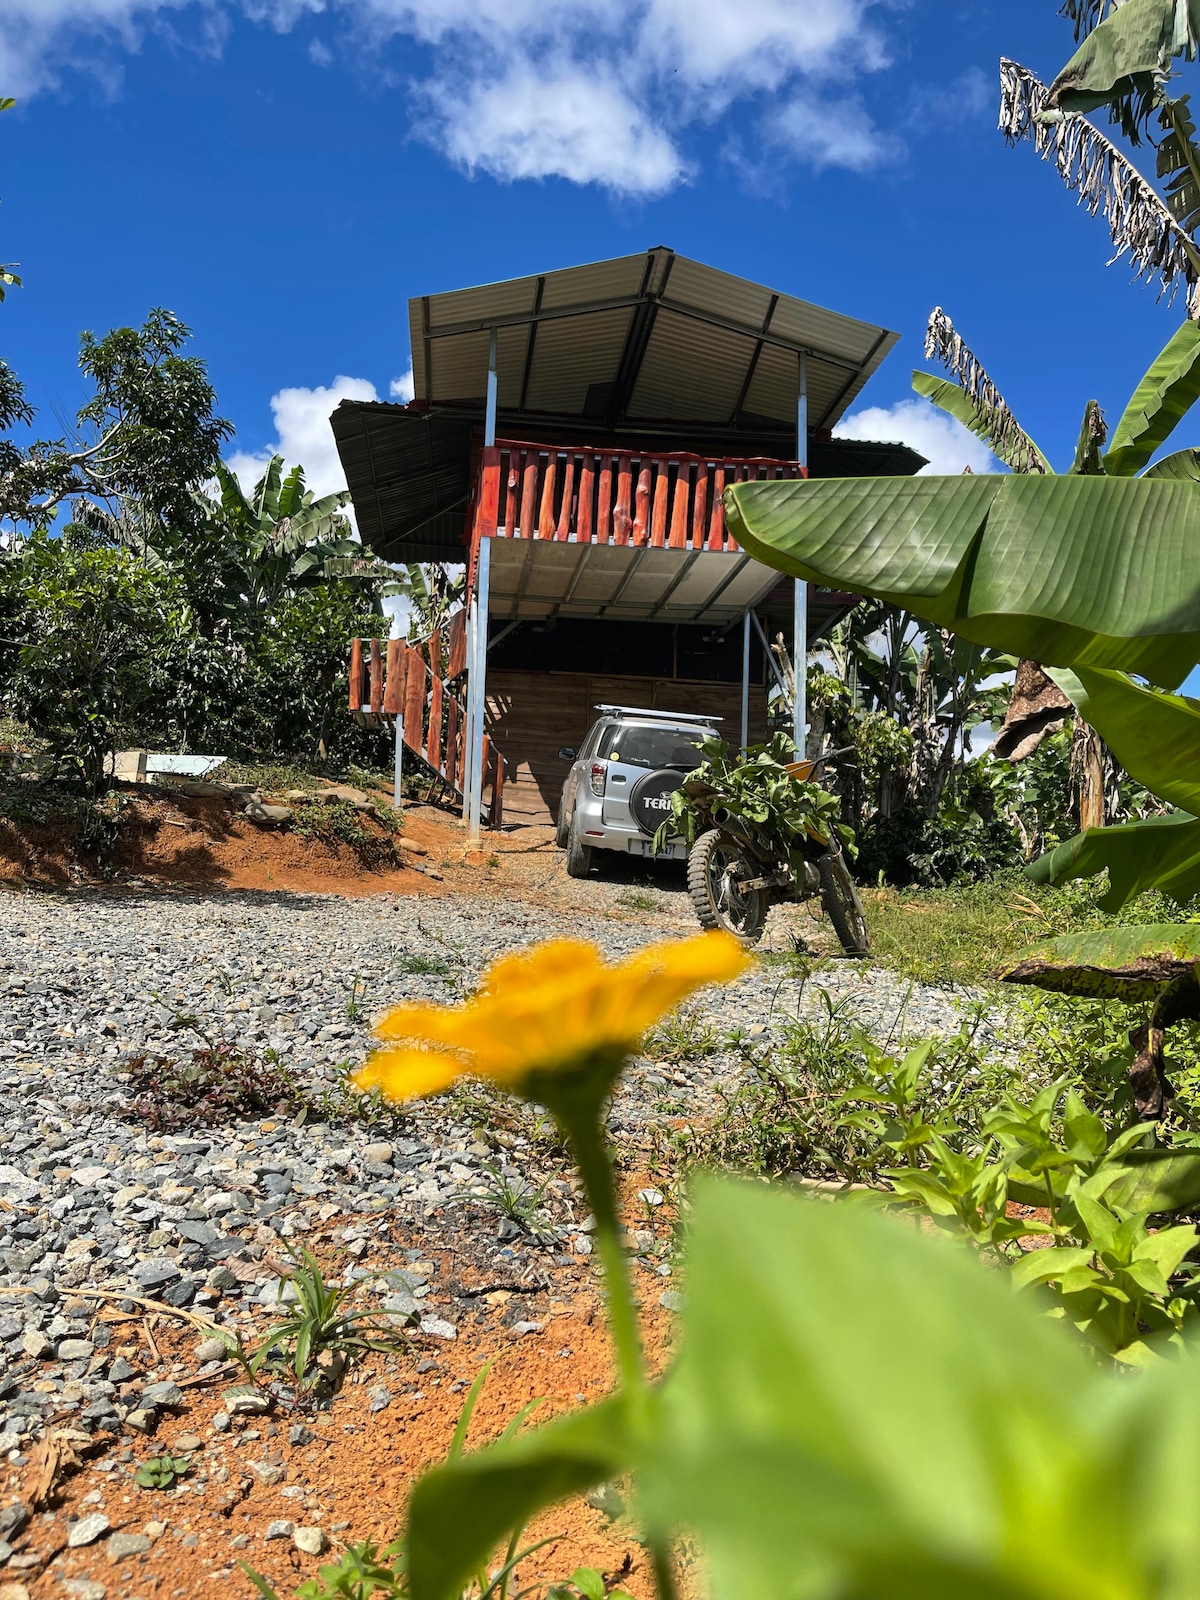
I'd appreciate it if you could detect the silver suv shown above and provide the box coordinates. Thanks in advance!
[555,705,719,879]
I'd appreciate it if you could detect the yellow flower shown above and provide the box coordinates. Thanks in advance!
[354,930,747,1105]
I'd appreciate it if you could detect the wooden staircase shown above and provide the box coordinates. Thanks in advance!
[348,610,504,828]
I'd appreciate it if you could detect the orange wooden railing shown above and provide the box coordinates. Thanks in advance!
[469,440,806,568]
[348,616,503,828]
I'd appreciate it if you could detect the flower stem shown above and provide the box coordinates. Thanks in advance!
[561,1101,645,1398]
[554,1088,675,1600]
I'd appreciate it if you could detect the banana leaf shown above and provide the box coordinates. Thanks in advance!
[994,924,1200,999]
[1027,811,1200,909]
[1144,447,1200,479]
[1104,321,1200,475]
[724,473,1200,688]
[1046,0,1200,120]
[1046,666,1200,812]
[911,369,1052,474]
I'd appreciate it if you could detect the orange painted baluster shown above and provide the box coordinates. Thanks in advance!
[649,461,669,547]
[577,453,595,544]
[632,464,651,546]
[537,456,557,539]
[613,457,632,545]
[348,638,363,712]
[555,457,575,539]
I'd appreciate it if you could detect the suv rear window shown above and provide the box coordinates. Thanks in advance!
[597,724,709,771]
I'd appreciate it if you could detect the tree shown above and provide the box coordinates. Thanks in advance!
[0,309,233,536]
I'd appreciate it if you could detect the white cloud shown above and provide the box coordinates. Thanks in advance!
[389,367,414,402]
[834,397,1001,475]
[768,92,888,173]
[1,0,894,192]
[424,59,685,194]
[228,373,378,498]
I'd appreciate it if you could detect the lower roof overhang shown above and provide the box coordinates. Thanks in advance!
[488,538,788,628]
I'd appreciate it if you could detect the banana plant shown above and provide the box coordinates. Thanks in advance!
[205,456,361,612]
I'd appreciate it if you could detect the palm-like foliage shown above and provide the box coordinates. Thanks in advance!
[205,456,360,611]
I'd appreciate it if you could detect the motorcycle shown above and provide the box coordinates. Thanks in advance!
[681,751,869,953]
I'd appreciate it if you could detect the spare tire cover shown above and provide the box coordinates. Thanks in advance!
[629,768,683,836]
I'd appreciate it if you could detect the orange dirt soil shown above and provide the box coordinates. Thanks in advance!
[13,1211,675,1600]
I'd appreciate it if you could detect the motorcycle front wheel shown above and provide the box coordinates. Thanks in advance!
[687,828,767,947]
[818,845,870,955]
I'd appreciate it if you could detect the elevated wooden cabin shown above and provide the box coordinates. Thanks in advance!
[334,248,923,829]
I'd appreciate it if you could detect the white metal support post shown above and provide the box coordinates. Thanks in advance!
[461,600,476,822]
[467,535,491,841]
[484,325,498,446]
[463,328,498,828]
[794,350,809,755]
[740,610,751,751]
[393,716,404,812]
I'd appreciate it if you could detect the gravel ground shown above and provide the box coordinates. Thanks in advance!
[0,885,1005,1466]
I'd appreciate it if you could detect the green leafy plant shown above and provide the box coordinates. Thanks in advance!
[122,1041,308,1131]
[459,1162,558,1245]
[134,1452,192,1490]
[290,798,400,870]
[642,1006,720,1065]
[653,733,849,863]
[243,1247,409,1399]
[244,1361,556,1600]
[245,1539,407,1600]
[397,953,454,977]
[544,1569,633,1600]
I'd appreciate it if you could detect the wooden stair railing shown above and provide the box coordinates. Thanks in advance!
[348,612,503,828]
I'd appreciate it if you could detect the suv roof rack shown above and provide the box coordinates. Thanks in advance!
[593,704,722,724]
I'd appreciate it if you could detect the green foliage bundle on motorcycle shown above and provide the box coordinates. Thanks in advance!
[652,733,853,858]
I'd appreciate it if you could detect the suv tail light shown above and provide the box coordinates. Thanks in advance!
[589,761,606,797]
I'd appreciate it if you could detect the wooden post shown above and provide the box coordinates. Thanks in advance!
[597,456,613,544]
[489,745,505,830]
[519,452,538,538]
[691,468,709,550]
[445,698,461,791]
[668,464,689,548]
[404,654,425,751]
[369,638,383,713]
[555,457,575,540]
[613,457,632,545]
[348,638,363,712]
[537,457,557,539]
[632,464,651,545]
[649,462,669,547]
[708,468,726,549]
[383,639,405,715]
[427,675,443,770]
[447,609,467,680]
[577,453,594,544]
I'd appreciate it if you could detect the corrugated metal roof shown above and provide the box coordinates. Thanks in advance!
[408,246,898,432]
[337,249,914,562]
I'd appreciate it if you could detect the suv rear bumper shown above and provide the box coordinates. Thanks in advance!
[573,791,687,860]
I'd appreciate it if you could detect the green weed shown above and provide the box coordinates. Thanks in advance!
[397,952,454,977]
[643,1006,720,1065]
[237,1246,409,1400]
[616,888,659,913]
[135,1453,191,1490]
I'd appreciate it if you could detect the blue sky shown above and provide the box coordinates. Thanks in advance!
[0,0,1195,498]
